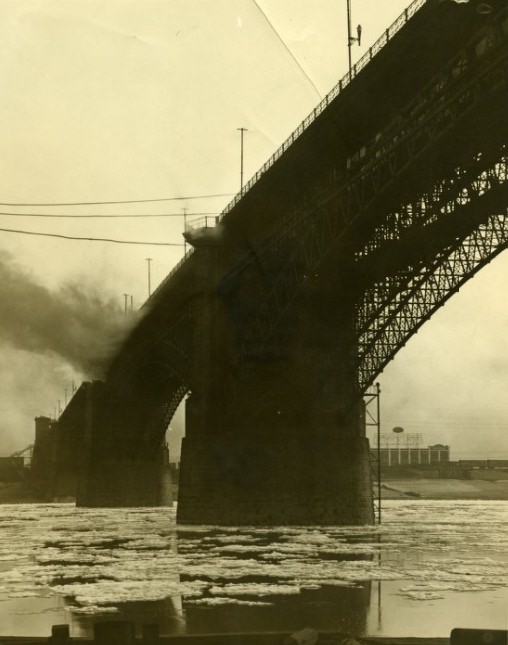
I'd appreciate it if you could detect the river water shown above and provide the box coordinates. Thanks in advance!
[0,500,506,638]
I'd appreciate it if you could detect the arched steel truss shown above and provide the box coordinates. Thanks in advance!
[356,152,508,389]
[103,306,194,449]
[357,212,508,390]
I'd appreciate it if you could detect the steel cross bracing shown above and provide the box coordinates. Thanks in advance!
[356,150,508,328]
[240,9,508,357]
[357,217,508,388]
[356,157,508,391]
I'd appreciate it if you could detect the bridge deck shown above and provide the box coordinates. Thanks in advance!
[114,0,506,380]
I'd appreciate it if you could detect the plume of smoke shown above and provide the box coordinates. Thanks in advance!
[0,250,135,378]
[0,347,79,453]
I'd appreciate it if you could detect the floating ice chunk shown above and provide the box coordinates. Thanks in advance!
[68,604,119,614]
[186,596,272,606]
[209,583,300,597]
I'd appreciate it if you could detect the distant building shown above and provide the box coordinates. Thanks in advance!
[372,443,450,467]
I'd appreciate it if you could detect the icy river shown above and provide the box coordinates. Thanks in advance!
[0,500,506,638]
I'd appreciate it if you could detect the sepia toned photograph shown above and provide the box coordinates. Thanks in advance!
[0,0,506,642]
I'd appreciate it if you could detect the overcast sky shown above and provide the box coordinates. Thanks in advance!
[0,0,506,460]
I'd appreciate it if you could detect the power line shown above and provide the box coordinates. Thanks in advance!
[0,210,219,219]
[0,226,184,246]
[0,192,234,207]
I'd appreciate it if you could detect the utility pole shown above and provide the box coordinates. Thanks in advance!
[182,208,187,255]
[123,293,129,314]
[146,258,153,297]
[237,127,248,193]
[346,0,362,75]
[130,295,134,312]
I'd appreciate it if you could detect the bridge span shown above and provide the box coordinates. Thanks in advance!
[75,0,508,524]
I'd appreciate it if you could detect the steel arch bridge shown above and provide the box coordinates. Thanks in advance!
[77,0,508,524]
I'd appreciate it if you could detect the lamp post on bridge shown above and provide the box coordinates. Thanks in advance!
[237,127,248,194]
[346,0,362,75]
[182,208,187,255]
[146,258,153,298]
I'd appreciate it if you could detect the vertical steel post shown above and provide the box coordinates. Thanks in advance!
[146,258,153,298]
[376,381,381,524]
[237,127,248,193]
[183,208,187,255]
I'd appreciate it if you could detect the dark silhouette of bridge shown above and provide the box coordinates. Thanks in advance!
[73,0,508,524]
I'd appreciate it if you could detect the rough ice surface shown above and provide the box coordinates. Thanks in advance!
[0,500,506,616]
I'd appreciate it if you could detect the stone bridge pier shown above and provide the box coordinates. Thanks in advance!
[179,401,373,525]
[177,240,374,525]
[76,380,173,508]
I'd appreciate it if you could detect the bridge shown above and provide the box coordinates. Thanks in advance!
[73,0,508,524]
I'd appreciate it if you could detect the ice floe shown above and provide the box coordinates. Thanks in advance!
[0,500,505,613]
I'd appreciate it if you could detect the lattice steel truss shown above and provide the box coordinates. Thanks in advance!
[356,154,508,390]
[357,211,508,390]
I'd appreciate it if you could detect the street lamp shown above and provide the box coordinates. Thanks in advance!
[237,127,248,193]
[146,258,153,297]
[346,0,362,75]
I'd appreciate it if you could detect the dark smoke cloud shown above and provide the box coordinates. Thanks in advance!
[0,250,135,378]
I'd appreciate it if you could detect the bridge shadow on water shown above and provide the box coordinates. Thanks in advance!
[181,583,371,637]
[66,528,372,638]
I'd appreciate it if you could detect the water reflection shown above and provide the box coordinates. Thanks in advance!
[183,584,371,636]
[71,599,186,638]
[69,526,373,637]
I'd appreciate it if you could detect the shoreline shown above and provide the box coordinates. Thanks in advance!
[381,478,508,500]
[2,480,508,504]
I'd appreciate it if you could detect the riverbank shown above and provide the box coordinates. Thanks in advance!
[2,478,508,504]
[381,478,508,499]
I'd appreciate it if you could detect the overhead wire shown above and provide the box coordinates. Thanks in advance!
[0,211,220,219]
[0,192,234,207]
[0,226,184,246]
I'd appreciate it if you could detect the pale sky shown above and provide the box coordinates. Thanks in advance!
[0,0,506,460]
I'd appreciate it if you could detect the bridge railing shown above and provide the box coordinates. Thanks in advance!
[185,215,219,231]
[142,248,195,308]
[218,0,426,223]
